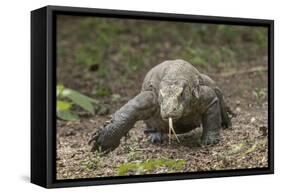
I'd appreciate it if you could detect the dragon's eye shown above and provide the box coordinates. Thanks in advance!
[180,89,184,97]
[178,90,184,101]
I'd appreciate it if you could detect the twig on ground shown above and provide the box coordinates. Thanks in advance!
[216,66,267,77]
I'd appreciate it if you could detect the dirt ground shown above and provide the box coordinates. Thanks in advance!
[56,61,268,180]
[56,16,269,180]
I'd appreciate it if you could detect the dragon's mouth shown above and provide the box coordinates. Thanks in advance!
[168,117,180,144]
[162,114,181,122]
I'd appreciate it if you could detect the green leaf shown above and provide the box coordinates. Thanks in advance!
[56,84,64,97]
[62,89,95,114]
[57,110,79,121]
[57,100,72,111]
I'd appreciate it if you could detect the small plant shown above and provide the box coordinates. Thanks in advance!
[57,84,98,121]
[253,88,267,105]
[117,158,186,176]
[92,85,112,97]
[82,152,103,171]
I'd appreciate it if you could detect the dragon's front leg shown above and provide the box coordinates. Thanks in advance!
[89,91,157,152]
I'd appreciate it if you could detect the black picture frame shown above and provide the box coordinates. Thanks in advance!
[31,5,274,188]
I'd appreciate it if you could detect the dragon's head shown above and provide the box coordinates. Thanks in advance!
[158,79,197,121]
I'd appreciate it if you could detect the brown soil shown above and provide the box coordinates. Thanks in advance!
[56,64,268,180]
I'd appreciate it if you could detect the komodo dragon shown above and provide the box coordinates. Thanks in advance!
[89,59,233,152]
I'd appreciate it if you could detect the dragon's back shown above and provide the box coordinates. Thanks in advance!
[142,59,201,92]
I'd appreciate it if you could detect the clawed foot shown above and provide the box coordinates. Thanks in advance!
[146,131,168,144]
[88,130,103,152]
[222,119,232,129]
[88,120,120,153]
[201,131,220,145]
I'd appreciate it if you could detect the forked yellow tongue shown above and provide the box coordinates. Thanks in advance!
[168,117,180,144]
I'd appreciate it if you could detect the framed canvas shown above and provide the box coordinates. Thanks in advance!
[31,5,274,188]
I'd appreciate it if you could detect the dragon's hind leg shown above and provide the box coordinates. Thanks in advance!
[214,87,233,129]
[147,131,168,143]
[143,119,168,144]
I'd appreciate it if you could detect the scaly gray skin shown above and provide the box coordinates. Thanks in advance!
[89,59,232,152]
